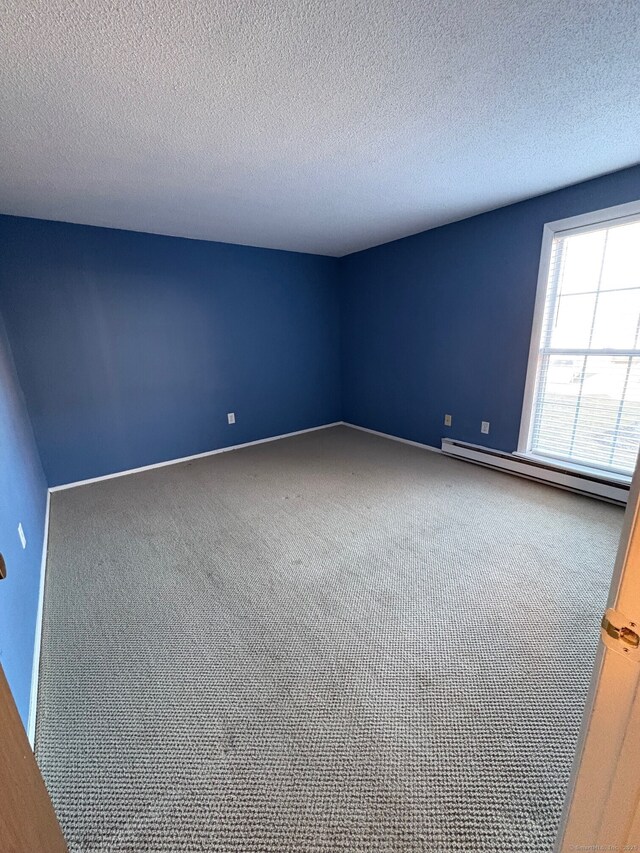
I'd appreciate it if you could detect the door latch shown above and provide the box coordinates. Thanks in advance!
[601,608,640,662]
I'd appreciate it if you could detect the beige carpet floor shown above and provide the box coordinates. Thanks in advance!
[35,425,623,852]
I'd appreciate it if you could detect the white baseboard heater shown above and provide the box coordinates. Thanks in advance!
[440,438,630,505]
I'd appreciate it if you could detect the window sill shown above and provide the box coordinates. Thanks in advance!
[513,451,632,487]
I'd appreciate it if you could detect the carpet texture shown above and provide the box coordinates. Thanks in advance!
[35,425,623,852]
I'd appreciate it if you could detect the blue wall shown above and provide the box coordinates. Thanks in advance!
[340,164,640,450]
[0,217,341,486]
[0,311,47,727]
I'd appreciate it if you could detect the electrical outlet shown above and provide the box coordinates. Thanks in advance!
[444,414,452,427]
[481,421,490,434]
[17,522,26,549]
[227,412,235,425]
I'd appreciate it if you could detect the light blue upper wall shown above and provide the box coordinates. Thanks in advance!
[340,164,640,450]
[0,311,47,728]
[0,216,341,486]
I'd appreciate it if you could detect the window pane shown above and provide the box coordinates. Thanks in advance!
[600,221,640,291]
[531,354,585,458]
[556,230,606,295]
[611,400,640,472]
[531,355,640,475]
[548,293,596,349]
[590,289,640,349]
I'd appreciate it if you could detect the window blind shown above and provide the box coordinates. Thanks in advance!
[529,217,640,477]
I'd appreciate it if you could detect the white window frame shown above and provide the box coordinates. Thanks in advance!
[517,199,640,483]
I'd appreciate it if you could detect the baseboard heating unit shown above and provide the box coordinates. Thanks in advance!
[440,438,630,505]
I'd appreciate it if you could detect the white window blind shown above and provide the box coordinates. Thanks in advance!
[528,215,640,477]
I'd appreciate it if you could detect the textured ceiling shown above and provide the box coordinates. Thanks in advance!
[1,1,639,256]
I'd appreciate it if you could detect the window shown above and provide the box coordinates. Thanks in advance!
[519,201,640,480]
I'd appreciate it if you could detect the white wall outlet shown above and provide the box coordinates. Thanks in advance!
[17,522,26,549]
[227,412,236,425]
[481,421,490,434]
[444,414,452,427]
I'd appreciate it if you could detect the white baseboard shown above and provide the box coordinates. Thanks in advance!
[49,421,344,492]
[27,489,50,748]
[342,422,441,453]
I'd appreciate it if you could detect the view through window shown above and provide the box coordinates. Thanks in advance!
[526,214,640,477]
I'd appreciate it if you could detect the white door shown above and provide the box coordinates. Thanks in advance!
[557,456,640,850]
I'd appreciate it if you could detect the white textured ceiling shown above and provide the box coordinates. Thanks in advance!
[1,1,639,256]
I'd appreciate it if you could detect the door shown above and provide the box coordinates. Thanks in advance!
[0,663,67,852]
[557,456,640,849]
